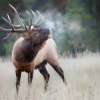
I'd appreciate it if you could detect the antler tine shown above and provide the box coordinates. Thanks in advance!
[2,32,12,40]
[35,10,43,25]
[13,25,22,28]
[7,14,22,28]
[29,10,36,26]
[31,11,40,25]
[26,10,32,27]
[7,14,12,24]
[36,10,41,15]
[30,10,36,17]
[7,14,15,30]
[0,26,27,32]
[9,3,25,27]
[0,27,12,32]
[0,26,26,40]
[30,10,43,26]
[29,11,33,26]
[2,16,11,26]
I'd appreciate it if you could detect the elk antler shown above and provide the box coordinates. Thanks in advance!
[0,4,27,39]
[0,4,45,39]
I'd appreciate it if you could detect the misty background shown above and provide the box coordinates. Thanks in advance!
[0,0,97,57]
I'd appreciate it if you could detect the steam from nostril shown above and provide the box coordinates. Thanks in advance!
[37,10,80,33]
[22,9,81,41]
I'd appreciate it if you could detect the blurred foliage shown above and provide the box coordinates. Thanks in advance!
[60,0,97,54]
[0,0,98,56]
[0,0,18,5]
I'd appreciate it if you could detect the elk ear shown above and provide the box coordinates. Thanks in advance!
[23,32,32,39]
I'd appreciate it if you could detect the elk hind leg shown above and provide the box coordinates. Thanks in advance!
[49,62,67,85]
[37,61,50,90]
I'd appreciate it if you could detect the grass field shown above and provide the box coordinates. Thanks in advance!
[0,54,100,100]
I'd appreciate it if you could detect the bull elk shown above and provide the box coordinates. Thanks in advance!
[0,4,67,93]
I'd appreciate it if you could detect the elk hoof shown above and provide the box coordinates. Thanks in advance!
[44,83,48,91]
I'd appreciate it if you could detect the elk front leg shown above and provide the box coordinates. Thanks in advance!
[28,70,33,85]
[16,70,21,93]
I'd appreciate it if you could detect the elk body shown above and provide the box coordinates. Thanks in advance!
[12,27,51,92]
[0,4,66,93]
[12,36,66,91]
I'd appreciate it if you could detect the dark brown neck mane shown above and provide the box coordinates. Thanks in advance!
[15,39,43,63]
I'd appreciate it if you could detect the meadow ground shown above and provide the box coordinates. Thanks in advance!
[0,54,100,100]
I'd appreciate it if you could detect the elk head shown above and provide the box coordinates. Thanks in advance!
[0,4,50,45]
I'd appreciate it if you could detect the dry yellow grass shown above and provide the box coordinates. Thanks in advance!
[0,54,100,100]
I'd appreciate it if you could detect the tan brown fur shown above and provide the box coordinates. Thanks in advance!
[12,36,67,93]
